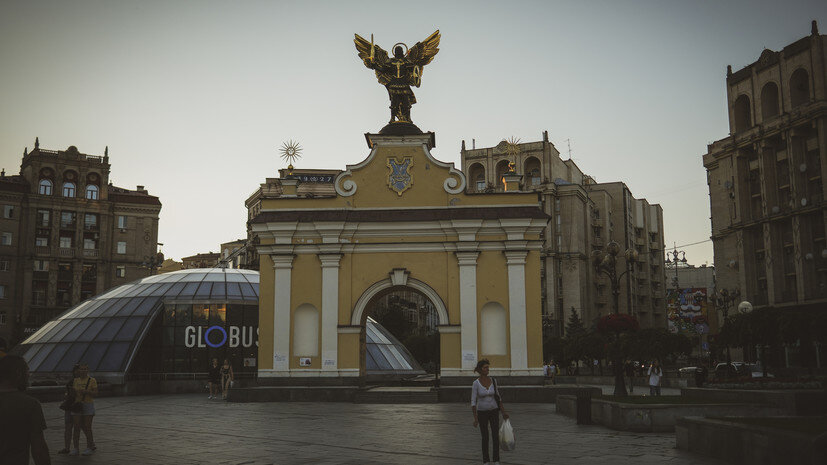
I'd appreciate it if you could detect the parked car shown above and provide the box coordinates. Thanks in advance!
[714,362,748,378]
[678,366,698,377]
[747,363,775,378]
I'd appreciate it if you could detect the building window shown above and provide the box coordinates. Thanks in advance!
[116,266,126,278]
[0,311,5,325]
[0,260,8,271]
[83,239,96,250]
[62,182,76,198]
[0,232,11,246]
[34,260,48,271]
[0,285,6,299]
[117,242,126,254]
[35,237,48,247]
[39,179,53,195]
[118,215,127,229]
[85,184,99,200]
[60,236,73,249]
[60,212,76,228]
[2,205,13,219]
[84,214,98,230]
[37,210,50,227]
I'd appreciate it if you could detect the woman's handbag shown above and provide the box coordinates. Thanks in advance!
[60,379,90,413]
[499,418,516,451]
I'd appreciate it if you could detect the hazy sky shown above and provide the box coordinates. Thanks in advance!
[1,1,824,264]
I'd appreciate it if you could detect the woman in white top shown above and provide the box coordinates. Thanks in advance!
[648,360,663,396]
[471,359,509,465]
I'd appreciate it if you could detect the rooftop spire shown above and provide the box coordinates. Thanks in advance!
[813,20,819,36]
[105,146,108,156]
[23,147,27,156]
[34,137,39,149]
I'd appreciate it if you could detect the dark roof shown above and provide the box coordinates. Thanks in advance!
[107,185,161,206]
[0,175,28,193]
[251,206,549,224]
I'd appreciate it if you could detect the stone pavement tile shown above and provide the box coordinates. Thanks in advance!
[39,394,728,464]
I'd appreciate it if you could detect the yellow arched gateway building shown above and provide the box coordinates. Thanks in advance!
[249,130,548,384]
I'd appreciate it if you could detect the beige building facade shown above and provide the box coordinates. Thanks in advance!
[461,133,667,335]
[703,22,826,315]
[0,142,161,344]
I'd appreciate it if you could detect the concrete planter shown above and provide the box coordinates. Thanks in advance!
[681,388,827,415]
[676,416,827,465]
[556,395,785,432]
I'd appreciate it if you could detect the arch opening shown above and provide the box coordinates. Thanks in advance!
[733,94,752,133]
[790,68,810,107]
[760,82,780,119]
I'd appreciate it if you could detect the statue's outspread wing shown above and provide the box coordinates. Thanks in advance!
[407,30,440,67]
[355,33,392,85]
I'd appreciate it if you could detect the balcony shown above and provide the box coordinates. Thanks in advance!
[35,246,50,255]
[58,248,75,258]
[82,249,99,258]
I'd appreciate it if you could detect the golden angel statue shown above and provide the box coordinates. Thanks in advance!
[354,30,440,125]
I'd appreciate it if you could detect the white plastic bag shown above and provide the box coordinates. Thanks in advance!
[499,418,516,451]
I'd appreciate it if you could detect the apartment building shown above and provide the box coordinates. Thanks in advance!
[0,141,161,344]
[703,21,826,313]
[461,132,667,336]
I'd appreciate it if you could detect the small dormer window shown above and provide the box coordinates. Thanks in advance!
[39,179,53,195]
[85,185,99,200]
[62,182,76,198]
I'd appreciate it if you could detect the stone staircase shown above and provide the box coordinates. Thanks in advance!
[353,386,439,404]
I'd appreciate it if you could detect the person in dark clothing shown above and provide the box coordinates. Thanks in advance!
[208,358,221,399]
[0,354,51,465]
[624,360,635,393]
[57,365,81,454]
[695,365,708,388]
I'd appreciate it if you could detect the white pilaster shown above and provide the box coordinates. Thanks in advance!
[319,253,342,374]
[272,255,294,374]
[456,251,480,371]
[505,250,529,374]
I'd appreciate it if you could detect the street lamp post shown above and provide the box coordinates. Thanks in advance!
[591,240,639,396]
[711,288,740,377]
[666,246,702,357]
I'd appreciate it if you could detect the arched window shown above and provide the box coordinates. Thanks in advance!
[468,163,486,191]
[790,68,810,107]
[495,160,510,188]
[293,304,319,356]
[524,156,542,186]
[62,182,76,198]
[733,95,752,133]
[38,179,53,195]
[480,302,507,355]
[760,82,779,120]
[85,184,99,200]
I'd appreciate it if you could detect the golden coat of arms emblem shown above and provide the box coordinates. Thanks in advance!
[387,157,413,196]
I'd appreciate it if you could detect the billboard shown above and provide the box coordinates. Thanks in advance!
[667,287,709,335]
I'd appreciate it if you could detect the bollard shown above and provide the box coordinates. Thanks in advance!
[575,390,592,425]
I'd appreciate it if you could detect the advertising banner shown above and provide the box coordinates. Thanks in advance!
[667,287,709,335]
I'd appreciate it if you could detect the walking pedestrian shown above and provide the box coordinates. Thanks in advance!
[471,359,509,465]
[220,358,234,400]
[647,360,663,396]
[549,359,557,385]
[70,363,97,456]
[0,354,51,465]
[57,365,80,454]
[208,358,221,399]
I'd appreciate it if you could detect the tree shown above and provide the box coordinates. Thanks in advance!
[566,308,586,337]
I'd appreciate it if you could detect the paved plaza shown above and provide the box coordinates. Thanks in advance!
[38,390,725,465]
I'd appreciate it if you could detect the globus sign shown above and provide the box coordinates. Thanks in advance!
[184,326,258,348]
